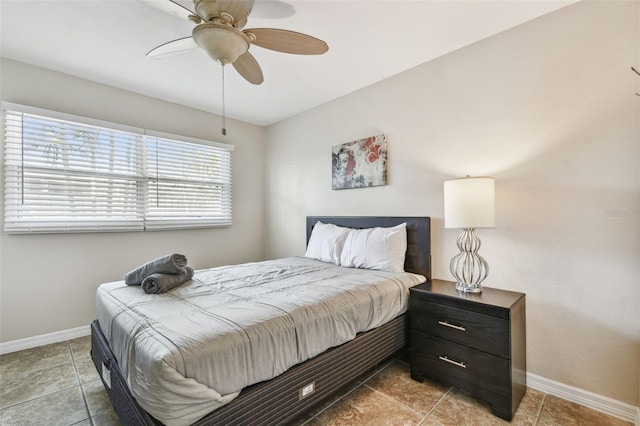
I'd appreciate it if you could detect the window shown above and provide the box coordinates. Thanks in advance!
[3,103,233,233]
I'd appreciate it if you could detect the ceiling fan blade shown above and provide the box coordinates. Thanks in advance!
[218,0,255,25]
[245,28,328,55]
[140,0,202,22]
[251,1,295,19]
[232,51,264,85]
[146,36,198,57]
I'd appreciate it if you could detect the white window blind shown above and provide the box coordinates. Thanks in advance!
[144,133,233,230]
[3,103,233,233]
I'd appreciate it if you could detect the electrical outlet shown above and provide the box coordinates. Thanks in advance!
[299,381,315,400]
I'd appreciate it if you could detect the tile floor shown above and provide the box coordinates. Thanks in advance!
[0,336,632,426]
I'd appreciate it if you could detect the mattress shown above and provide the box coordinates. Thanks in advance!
[96,256,425,425]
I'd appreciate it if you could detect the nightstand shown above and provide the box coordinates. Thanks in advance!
[409,279,526,421]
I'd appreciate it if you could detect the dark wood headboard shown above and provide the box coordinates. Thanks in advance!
[306,216,431,279]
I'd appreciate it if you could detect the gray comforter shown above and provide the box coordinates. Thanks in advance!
[96,257,425,426]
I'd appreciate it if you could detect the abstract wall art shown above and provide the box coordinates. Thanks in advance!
[332,134,387,190]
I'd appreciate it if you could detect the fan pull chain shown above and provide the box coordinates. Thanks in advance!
[633,66,640,96]
[221,65,227,135]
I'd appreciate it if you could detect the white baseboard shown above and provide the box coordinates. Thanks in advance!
[527,372,639,425]
[0,325,90,355]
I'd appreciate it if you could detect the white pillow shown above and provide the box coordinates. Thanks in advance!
[305,222,351,265]
[340,223,407,272]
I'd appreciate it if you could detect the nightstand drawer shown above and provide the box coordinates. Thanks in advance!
[410,331,510,398]
[410,298,509,358]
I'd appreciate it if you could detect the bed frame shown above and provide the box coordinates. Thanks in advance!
[91,216,431,425]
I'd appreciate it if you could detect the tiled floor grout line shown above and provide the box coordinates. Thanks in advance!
[395,357,410,366]
[68,342,94,426]
[532,393,548,426]
[391,357,457,425]
[361,381,437,421]
[311,381,364,420]
[422,385,454,423]
[418,414,446,426]
[0,383,80,411]
[0,362,68,379]
[357,359,395,384]
[0,360,73,381]
[359,358,455,422]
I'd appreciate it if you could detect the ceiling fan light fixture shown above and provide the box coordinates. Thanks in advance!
[188,14,202,24]
[145,0,327,85]
[193,0,220,22]
[193,23,250,65]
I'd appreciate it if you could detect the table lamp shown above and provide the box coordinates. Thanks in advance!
[444,176,495,293]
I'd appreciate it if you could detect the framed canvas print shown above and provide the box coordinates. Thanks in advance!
[332,134,387,190]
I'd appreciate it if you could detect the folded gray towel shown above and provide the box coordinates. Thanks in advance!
[125,253,188,286]
[142,266,194,294]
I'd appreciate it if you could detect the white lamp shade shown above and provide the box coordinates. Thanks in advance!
[444,177,495,229]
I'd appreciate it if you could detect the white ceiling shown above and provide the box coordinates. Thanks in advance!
[1,0,575,127]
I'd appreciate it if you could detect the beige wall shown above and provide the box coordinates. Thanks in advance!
[265,1,639,406]
[0,59,266,342]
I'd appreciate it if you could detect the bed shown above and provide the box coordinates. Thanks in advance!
[91,216,431,425]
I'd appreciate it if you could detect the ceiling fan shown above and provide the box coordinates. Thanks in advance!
[143,0,329,85]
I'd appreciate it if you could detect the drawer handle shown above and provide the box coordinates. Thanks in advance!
[438,320,466,332]
[439,356,467,369]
